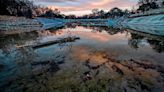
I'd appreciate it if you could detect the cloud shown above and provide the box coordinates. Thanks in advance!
[91,0,114,6]
[32,0,137,15]
[32,0,78,3]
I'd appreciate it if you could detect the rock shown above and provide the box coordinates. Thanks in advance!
[83,71,92,82]
[31,60,60,73]
[0,64,4,71]
[156,66,164,78]
[56,58,65,64]
[133,78,151,91]
[112,65,124,75]
[123,86,138,92]
[31,61,50,66]
[94,70,99,77]
[151,87,164,92]
[84,59,100,70]
[91,65,100,70]
[157,66,164,73]
[57,60,65,64]
[49,62,60,72]
[131,60,156,69]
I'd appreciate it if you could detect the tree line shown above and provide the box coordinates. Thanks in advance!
[0,0,65,18]
[76,8,130,19]
[136,0,164,13]
[0,0,34,18]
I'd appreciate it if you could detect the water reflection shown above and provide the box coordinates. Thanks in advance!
[0,25,164,64]
[128,32,164,53]
[0,25,164,92]
[78,25,164,54]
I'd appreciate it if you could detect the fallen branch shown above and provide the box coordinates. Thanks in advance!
[17,36,80,49]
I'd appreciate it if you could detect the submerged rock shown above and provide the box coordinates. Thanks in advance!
[49,62,60,72]
[31,61,51,66]
[31,60,60,74]
[83,71,92,82]
[84,59,101,70]
[111,65,124,75]
[0,64,4,71]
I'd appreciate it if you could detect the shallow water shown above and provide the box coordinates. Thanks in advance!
[0,25,164,92]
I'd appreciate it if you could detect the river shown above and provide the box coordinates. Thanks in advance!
[0,25,164,92]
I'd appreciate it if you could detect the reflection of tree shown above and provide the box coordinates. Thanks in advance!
[147,40,164,53]
[82,26,123,35]
[16,47,37,62]
[65,24,77,29]
[0,31,39,53]
[128,33,144,49]
[48,26,65,31]
[128,33,164,53]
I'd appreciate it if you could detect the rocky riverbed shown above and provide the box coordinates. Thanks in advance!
[0,52,164,92]
[0,23,164,92]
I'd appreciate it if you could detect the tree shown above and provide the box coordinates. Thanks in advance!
[137,0,159,12]
[65,15,76,19]
[0,0,35,18]
[0,0,64,18]
[92,9,99,16]
[110,7,124,18]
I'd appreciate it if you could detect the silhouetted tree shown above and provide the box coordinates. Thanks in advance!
[110,7,124,18]
[78,7,128,19]
[0,0,35,18]
[65,15,76,19]
[137,0,159,12]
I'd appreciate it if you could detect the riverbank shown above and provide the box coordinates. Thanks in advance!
[0,16,67,35]
[129,8,164,18]
[122,14,164,36]
[0,16,43,35]
[0,16,42,29]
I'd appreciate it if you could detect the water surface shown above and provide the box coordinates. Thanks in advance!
[0,25,164,92]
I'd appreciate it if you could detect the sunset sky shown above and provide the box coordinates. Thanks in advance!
[32,0,138,16]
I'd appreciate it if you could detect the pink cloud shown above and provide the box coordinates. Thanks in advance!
[41,0,137,15]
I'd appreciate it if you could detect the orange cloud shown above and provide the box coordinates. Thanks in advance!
[44,0,137,15]
[91,0,114,6]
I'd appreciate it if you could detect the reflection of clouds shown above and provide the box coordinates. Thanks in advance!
[71,45,108,64]
[60,26,124,42]
[72,31,127,42]
[70,45,162,84]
